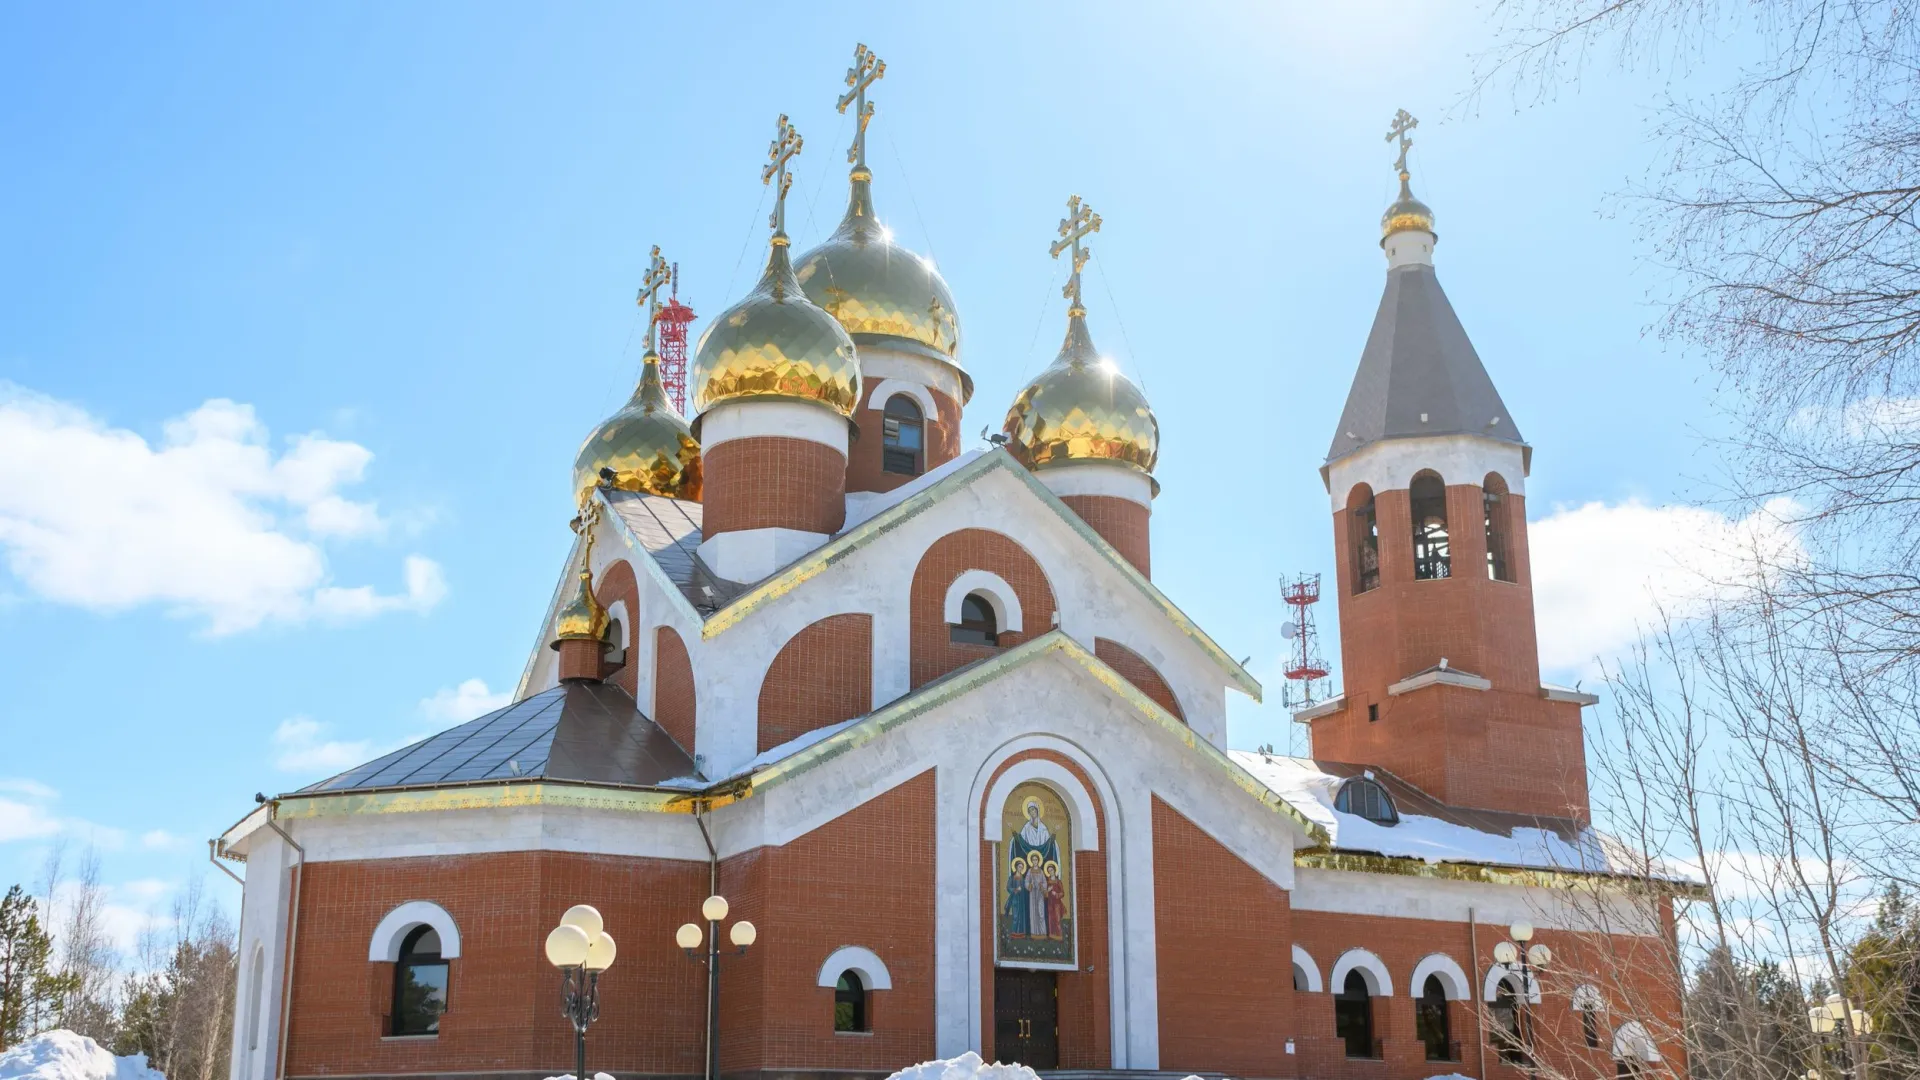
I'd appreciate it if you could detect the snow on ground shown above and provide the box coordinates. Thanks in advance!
[0,1032,167,1080]
[541,1073,615,1080]
[887,1052,1040,1080]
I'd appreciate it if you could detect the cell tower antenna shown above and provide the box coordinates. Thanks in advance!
[1279,573,1330,709]
[656,262,697,413]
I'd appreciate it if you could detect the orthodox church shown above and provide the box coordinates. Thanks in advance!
[218,50,1691,1080]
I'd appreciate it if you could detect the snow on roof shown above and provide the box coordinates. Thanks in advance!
[1230,751,1630,873]
[0,1032,166,1080]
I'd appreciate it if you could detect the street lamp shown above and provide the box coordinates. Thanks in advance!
[1491,922,1552,1069]
[545,905,616,1080]
[676,894,756,1080]
[1808,994,1874,1079]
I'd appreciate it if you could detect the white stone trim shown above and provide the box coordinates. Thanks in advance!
[700,398,849,452]
[1291,945,1323,993]
[944,570,1024,635]
[1410,953,1471,1000]
[1483,962,1541,1004]
[368,900,461,961]
[979,758,1100,851]
[816,945,893,990]
[859,346,964,405]
[1324,433,1528,511]
[866,379,939,419]
[1613,1020,1661,1062]
[1290,696,1344,723]
[1036,462,1153,506]
[1572,983,1604,1012]
[1388,667,1492,696]
[1384,228,1435,268]
[696,527,831,584]
[1542,683,1601,706]
[1330,948,1393,996]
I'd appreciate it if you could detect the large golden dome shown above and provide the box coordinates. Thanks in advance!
[1003,310,1159,479]
[572,352,702,505]
[691,240,860,422]
[795,170,969,401]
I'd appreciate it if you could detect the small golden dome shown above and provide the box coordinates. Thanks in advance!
[795,170,969,401]
[1003,311,1159,480]
[1381,171,1435,242]
[550,568,608,649]
[573,353,702,505]
[690,241,860,422]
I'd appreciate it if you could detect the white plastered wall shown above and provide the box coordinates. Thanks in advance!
[227,831,296,1080]
[1324,433,1527,511]
[1291,867,1662,937]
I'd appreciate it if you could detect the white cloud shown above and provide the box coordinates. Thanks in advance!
[272,716,373,775]
[0,795,62,843]
[1530,498,1803,674]
[0,383,444,634]
[0,779,125,848]
[139,829,185,851]
[421,678,512,722]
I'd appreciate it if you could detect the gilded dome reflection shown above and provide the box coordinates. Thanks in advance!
[1003,313,1159,478]
[691,241,861,421]
[573,353,702,505]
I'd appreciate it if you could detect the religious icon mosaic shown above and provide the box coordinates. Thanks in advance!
[995,782,1075,965]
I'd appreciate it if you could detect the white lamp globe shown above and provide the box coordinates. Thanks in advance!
[1528,943,1552,968]
[675,922,704,949]
[729,920,757,947]
[585,931,617,972]
[545,924,591,968]
[702,895,729,922]
[561,904,604,937]
[1509,921,1534,943]
[1492,941,1519,965]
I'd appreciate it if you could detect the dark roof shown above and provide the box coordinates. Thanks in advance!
[298,682,697,794]
[1327,263,1525,463]
[601,490,747,610]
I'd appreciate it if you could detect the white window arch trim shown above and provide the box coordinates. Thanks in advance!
[1481,962,1540,1004]
[866,378,940,420]
[815,945,893,991]
[1291,944,1323,993]
[1410,953,1471,1001]
[944,571,1023,634]
[1612,1020,1661,1062]
[1572,983,1605,1012]
[1329,947,1394,997]
[979,758,1100,850]
[369,900,462,961]
[245,943,267,1052]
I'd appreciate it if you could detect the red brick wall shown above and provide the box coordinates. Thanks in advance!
[1093,638,1184,722]
[714,770,938,1073]
[910,530,1058,689]
[1059,494,1150,578]
[757,613,874,752]
[977,750,1111,1069]
[654,626,697,755]
[1320,480,1589,820]
[592,559,640,697]
[1150,797,1295,1076]
[846,387,962,494]
[704,435,847,537]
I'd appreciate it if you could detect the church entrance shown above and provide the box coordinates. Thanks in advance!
[993,968,1058,1068]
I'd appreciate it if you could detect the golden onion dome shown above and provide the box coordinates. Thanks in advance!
[549,568,608,649]
[795,169,969,401]
[690,239,860,423]
[572,352,702,506]
[1381,170,1435,242]
[1002,309,1159,482]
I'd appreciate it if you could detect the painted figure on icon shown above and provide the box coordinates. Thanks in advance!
[996,783,1075,964]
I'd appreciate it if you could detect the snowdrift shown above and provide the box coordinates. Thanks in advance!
[0,1032,167,1080]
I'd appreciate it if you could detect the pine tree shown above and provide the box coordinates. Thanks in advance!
[0,883,65,1051]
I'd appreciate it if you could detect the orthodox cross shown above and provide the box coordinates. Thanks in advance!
[761,114,803,238]
[634,245,670,350]
[836,43,885,169]
[1048,195,1101,313]
[1386,108,1418,178]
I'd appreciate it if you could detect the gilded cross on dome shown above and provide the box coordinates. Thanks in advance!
[761,114,803,241]
[1048,195,1101,315]
[837,43,885,170]
[634,245,670,350]
[1387,108,1418,181]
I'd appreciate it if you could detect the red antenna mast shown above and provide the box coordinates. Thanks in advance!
[656,263,697,413]
[1280,573,1330,708]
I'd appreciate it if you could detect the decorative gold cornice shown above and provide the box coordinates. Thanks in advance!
[1294,849,1711,898]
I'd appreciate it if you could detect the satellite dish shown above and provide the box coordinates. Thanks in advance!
[1280,622,1298,640]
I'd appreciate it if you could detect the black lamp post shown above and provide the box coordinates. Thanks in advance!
[676,894,756,1080]
[1492,921,1552,1070]
[1808,993,1875,1080]
[545,905,616,1080]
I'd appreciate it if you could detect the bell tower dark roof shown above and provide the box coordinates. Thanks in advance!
[1326,262,1526,465]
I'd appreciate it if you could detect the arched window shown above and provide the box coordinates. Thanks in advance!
[1573,984,1604,1048]
[1334,778,1398,825]
[1483,473,1513,582]
[1350,486,1379,594]
[245,945,266,1052]
[950,593,998,646]
[1335,970,1377,1059]
[1492,976,1529,1065]
[882,395,925,476]
[1416,974,1453,1062]
[834,971,868,1032]
[392,926,448,1036]
[1292,963,1310,992]
[1410,472,1451,579]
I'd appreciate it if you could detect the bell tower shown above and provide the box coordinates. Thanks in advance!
[1302,112,1594,822]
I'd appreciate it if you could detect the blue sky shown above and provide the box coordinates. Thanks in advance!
[0,3,1748,936]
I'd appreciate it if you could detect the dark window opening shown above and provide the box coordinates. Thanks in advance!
[1417,975,1455,1062]
[950,593,999,646]
[392,926,448,1036]
[1292,964,1310,992]
[1583,1009,1602,1049]
[1484,477,1512,582]
[1335,971,1378,1059]
[834,971,868,1032]
[1367,702,1379,724]
[1335,778,1398,825]
[882,396,925,476]
[1410,473,1451,580]
[1616,1062,1648,1080]
[1352,497,1380,593]
[1492,979,1530,1066]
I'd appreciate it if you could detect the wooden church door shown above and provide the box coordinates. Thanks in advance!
[993,968,1058,1068]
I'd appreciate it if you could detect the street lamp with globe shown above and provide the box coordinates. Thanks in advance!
[676,895,756,1080]
[1491,922,1552,1069]
[545,905,616,1080]
[1808,994,1874,1079]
